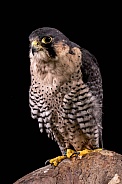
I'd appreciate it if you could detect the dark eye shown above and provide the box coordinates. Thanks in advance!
[41,36,52,44]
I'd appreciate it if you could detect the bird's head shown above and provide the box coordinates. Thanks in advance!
[29,27,71,61]
[29,27,82,85]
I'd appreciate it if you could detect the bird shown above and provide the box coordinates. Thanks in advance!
[28,27,103,166]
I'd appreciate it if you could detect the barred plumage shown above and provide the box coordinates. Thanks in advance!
[29,27,103,155]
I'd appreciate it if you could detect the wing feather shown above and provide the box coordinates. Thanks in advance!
[81,48,103,148]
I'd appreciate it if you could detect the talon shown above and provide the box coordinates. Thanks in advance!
[70,151,80,158]
[45,148,103,167]
[45,159,50,166]
[49,155,66,167]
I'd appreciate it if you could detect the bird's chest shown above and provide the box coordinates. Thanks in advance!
[32,82,75,125]
[37,83,93,123]
[30,79,95,130]
[33,86,65,122]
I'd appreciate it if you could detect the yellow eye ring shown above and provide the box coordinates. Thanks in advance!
[41,36,52,44]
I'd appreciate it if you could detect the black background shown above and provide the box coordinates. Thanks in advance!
[2,2,121,184]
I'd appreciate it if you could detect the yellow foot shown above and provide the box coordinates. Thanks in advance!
[78,148,102,157]
[49,155,66,167]
[48,149,76,166]
[66,149,76,158]
[48,148,102,166]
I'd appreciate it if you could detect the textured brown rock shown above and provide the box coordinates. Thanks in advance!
[13,150,122,184]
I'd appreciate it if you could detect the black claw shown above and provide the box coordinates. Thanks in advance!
[45,159,50,165]
[63,151,67,156]
[70,151,80,158]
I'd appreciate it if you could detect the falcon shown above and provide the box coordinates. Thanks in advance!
[29,27,103,166]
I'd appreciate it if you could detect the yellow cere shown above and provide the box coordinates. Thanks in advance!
[32,40,40,47]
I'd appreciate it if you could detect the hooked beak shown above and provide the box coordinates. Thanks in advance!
[32,47,37,55]
[31,40,43,55]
